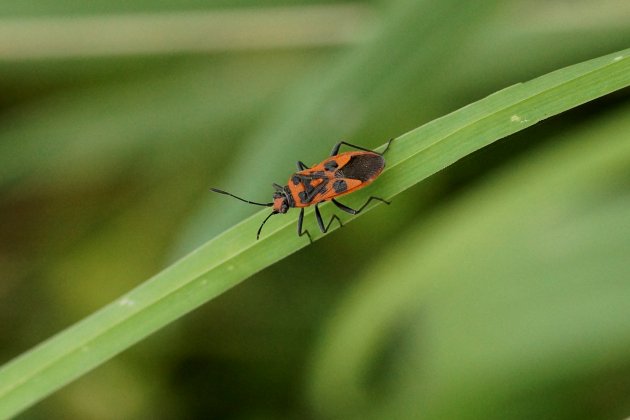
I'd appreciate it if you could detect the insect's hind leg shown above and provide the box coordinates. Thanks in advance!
[297,208,313,244]
[314,204,343,233]
[381,138,394,155]
[296,161,309,170]
[330,138,395,156]
[332,196,390,215]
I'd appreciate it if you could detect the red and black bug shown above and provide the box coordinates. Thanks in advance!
[211,139,394,243]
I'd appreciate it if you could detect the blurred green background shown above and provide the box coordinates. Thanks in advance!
[1,0,629,418]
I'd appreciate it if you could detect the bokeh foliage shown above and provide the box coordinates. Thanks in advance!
[0,0,629,418]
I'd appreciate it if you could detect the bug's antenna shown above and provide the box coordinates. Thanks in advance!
[257,211,277,239]
[211,188,273,207]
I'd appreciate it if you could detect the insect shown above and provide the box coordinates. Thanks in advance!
[211,139,394,243]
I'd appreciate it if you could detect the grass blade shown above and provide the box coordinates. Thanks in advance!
[307,103,630,418]
[0,48,628,418]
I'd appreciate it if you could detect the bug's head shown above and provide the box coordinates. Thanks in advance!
[210,185,290,240]
[261,185,291,239]
[272,191,289,214]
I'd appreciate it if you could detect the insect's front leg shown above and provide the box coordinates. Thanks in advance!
[296,161,309,171]
[297,208,313,244]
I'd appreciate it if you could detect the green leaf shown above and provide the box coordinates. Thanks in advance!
[307,102,630,420]
[0,48,628,418]
[172,0,502,251]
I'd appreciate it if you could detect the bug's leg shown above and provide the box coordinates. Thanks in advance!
[332,197,390,215]
[296,161,309,171]
[381,138,394,155]
[315,204,342,233]
[297,208,313,244]
[330,138,395,156]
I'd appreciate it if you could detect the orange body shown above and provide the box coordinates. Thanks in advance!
[211,139,394,242]
[286,151,385,208]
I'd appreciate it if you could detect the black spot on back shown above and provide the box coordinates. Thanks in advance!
[337,154,384,182]
[292,175,300,185]
[298,191,308,204]
[333,180,347,193]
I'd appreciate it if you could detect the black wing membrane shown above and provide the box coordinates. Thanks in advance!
[336,154,384,181]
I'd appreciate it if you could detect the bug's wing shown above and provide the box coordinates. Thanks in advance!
[301,152,354,174]
[324,152,354,168]
[318,177,364,201]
